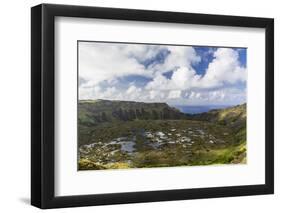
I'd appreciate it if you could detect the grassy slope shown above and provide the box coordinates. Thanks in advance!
[79,99,187,124]
[190,103,247,164]
[78,100,247,170]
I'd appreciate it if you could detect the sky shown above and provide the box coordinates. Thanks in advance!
[78,42,247,106]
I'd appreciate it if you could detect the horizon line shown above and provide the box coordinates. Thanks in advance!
[78,98,246,106]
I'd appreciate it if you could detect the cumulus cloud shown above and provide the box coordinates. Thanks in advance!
[79,42,156,86]
[145,66,200,91]
[146,48,246,92]
[168,90,182,99]
[79,42,246,105]
[150,46,201,73]
[200,48,246,88]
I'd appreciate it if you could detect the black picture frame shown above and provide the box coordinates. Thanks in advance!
[31,3,274,209]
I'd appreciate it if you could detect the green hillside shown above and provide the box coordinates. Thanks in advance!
[79,99,187,125]
[78,100,247,170]
[191,103,246,130]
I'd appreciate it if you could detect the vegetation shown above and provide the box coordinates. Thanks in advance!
[78,99,187,125]
[78,100,247,170]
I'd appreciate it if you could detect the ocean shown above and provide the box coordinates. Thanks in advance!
[172,105,231,114]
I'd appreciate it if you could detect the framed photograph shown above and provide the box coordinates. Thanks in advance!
[31,4,274,209]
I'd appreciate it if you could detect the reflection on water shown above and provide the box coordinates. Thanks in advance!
[79,127,222,158]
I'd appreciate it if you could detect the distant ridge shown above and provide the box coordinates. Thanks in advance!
[79,99,246,131]
[78,99,188,125]
[190,103,246,131]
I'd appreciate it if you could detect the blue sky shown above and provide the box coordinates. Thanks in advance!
[79,42,247,106]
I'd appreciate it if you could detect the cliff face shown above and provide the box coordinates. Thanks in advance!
[78,99,187,125]
[79,99,246,132]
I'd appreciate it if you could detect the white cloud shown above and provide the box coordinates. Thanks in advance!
[126,85,139,95]
[145,66,200,91]
[79,43,246,106]
[123,44,165,63]
[102,87,118,98]
[125,85,143,100]
[170,67,201,90]
[79,43,200,91]
[150,46,200,74]
[79,42,157,87]
[182,88,245,105]
[149,90,165,100]
[147,48,246,91]
[145,74,170,90]
[168,90,182,99]
[200,48,246,88]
